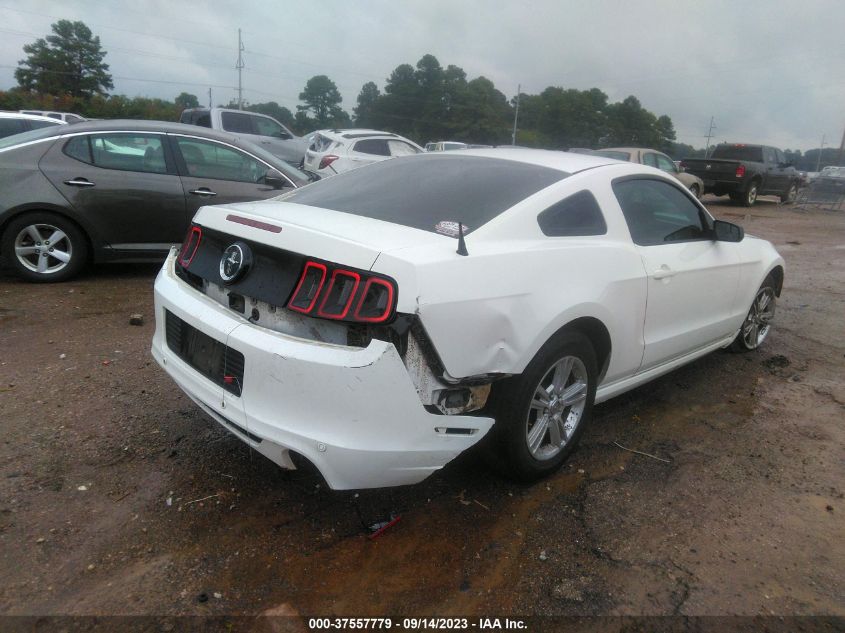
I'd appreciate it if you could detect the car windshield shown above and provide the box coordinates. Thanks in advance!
[710,145,763,162]
[0,126,60,151]
[280,154,567,234]
[595,150,630,160]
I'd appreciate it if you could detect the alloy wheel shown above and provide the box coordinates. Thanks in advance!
[741,286,775,349]
[525,356,588,460]
[13,223,73,275]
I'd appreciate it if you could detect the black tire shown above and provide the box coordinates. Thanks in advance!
[730,274,776,352]
[1,212,88,282]
[489,331,598,481]
[741,180,759,207]
[780,182,797,204]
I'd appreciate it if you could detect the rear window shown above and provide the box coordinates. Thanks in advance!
[281,154,567,234]
[0,125,59,150]
[595,150,631,161]
[710,145,763,162]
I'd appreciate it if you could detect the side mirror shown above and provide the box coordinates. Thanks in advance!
[264,169,288,189]
[713,219,744,242]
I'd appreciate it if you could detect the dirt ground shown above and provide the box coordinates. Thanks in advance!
[1,196,843,620]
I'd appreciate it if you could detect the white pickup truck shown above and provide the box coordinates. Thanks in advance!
[179,107,308,166]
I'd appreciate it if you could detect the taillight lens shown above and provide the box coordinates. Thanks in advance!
[319,154,339,170]
[287,259,396,323]
[735,164,746,178]
[178,225,202,268]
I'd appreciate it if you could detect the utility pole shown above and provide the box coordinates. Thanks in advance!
[511,84,521,146]
[704,116,716,156]
[236,28,245,110]
[816,134,826,172]
[208,87,212,108]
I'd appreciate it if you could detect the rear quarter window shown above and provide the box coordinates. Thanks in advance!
[538,190,607,237]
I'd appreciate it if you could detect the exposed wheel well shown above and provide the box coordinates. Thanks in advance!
[557,317,612,382]
[769,265,784,297]
[0,209,94,263]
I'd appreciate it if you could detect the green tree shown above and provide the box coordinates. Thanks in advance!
[297,75,346,128]
[245,101,297,131]
[175,92,199,110]
[15,20,112,98]
[354,81,381,128]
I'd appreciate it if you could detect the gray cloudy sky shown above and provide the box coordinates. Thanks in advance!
[1,0,843,151]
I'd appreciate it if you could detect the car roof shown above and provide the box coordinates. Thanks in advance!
[10,118,260,142]
[0,111,67,123]
[317,128,404,141]
[598,147,668,154]
[455,147,618,173]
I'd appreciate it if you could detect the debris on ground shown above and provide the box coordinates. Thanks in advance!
[129,314,144,326]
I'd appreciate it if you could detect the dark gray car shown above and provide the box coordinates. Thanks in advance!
[0,120,316,282]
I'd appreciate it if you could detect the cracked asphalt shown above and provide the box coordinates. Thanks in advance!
[0,197,843,617]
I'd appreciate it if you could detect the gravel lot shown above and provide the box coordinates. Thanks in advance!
[1,197,843,618]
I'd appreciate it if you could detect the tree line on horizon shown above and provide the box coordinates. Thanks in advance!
[0,19,836,167]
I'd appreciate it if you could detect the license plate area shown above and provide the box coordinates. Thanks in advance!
[165,310,244,396]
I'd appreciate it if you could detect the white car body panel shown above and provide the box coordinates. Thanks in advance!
[303,129,423,177]
[152,149,784,489]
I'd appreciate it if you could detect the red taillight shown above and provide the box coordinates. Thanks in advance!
[319,154,339,170]
[354,278,395,323]
[287,261,327,314]
[178,226,202,268]
[735,164,746,178]
[317,269,361,319]
[287,259,396,323]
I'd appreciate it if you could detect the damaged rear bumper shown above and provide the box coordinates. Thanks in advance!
[151,249,494,489]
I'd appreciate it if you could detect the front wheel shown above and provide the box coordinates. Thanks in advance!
[1,212,88,282]
[490,331,597,481]
[731,275,776,352]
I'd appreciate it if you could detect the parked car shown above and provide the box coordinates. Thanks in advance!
[0,120,316,282]
[0,112,66,139]
[303,129,423,176]
[153,149,784,489]
[681,144,800,206]
[179,107,307,167]
[567,148,596,155]
[594,147,705,198]
[426,141,468,151]
[19,110,85,123]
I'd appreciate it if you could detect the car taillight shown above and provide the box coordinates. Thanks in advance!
[178,225,202,268]
[735,165,746,178]
[287,259,396,323]
[319,154,339,170]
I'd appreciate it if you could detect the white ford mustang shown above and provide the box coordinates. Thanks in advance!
[151,149,784,489]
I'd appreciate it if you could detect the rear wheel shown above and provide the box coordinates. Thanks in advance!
[781,182,797,204]
[742,180,759,207]
[731,275,776,352]
[491,331,597,481]
[1,212,88,282]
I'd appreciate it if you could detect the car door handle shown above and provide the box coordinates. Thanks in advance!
[64,178,95,187]
[652,265,676,280]
[189,188,217,197]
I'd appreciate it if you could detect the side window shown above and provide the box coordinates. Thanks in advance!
[46,113,62,120]
[63,136,93,163]
[388,140,420,156]
[655,154,677,173]
[220,111,255,134]
[0,119,26,138]
[763,147,777,164]
[253,116,292,140]
[65,114,84,123]
[89,134,168,174]
[28,119,61,130]
[175,137,267,183]
[538,190,607,237]
[353,139,390,156]
[642,153,658,168]
[613,179,709,246]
